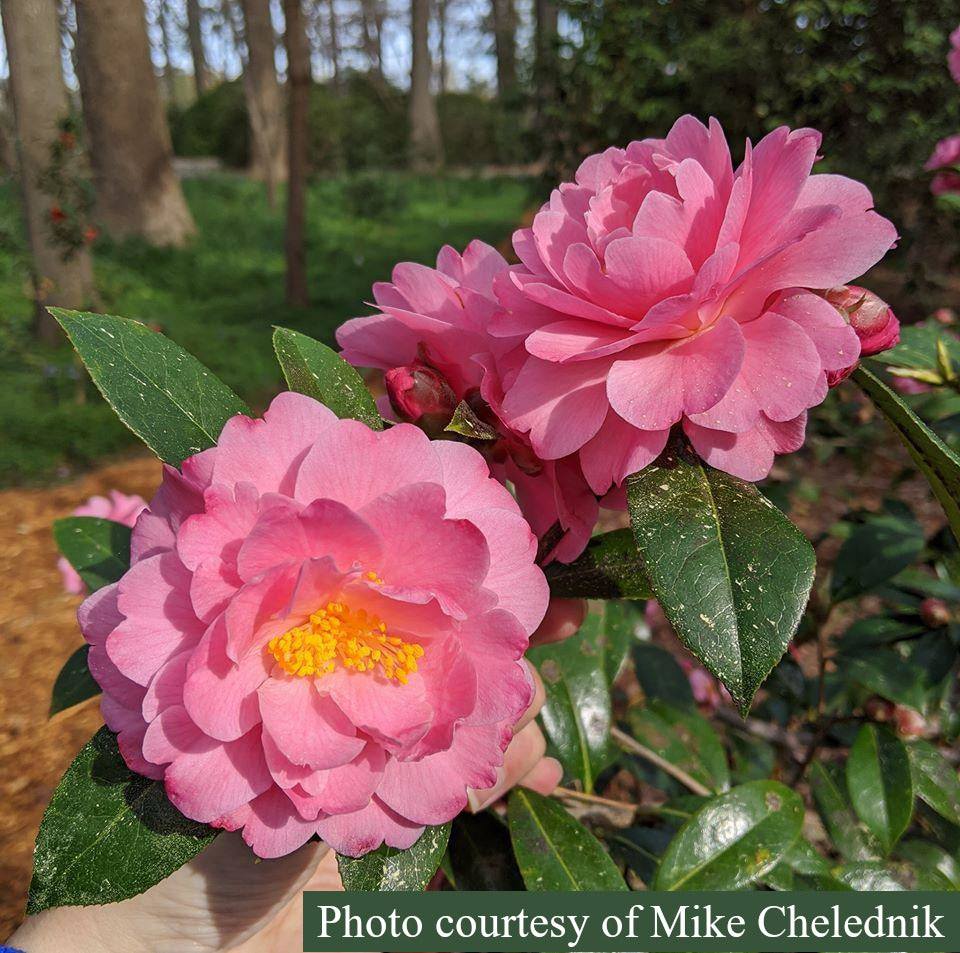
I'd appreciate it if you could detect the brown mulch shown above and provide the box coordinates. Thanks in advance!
[0,454,161,938]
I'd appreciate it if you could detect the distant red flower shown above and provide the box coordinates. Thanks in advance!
[83,225,99,243]
[59,130,76,150]
[49,206,66,223]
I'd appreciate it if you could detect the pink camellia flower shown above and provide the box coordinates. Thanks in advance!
[926,134,960,196]
[490,116,897,484]
[823,285,900,385]
[950,26,960,85]
[58,490,147,595]
[337,240,609,563]
[79,393,548,858]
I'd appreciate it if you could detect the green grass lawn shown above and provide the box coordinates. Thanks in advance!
[0,172,535,486]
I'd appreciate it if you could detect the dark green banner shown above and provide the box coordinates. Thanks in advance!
[302,891,953,952]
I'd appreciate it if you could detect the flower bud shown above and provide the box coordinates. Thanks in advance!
[385,362,457,429]
[920,597,953,628]
[824,285,900,385]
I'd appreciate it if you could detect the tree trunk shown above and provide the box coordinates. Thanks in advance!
[491,0,517,100]
[329,0,341,89]
[534,0,558,133]
[186,0,208,98]
[158,0,178,106]
[359,0,383,80]
[74,0,196,246]
[2,0,95,340]
[283,0,309,306]
[240,0,286,206]
[436,0,447,94]
[408,0,442,172]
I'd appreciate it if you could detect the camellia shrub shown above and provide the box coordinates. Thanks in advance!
[30,116,960,905]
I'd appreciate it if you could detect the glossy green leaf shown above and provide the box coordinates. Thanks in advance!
[52,308,248,466]
[854,365,960,545]
[447,812,524,890]
[50,646,100,716]
[28,727,216,913]
[830,511,925,602]
[507,788,627,891]
[897,839,960,889]
[631,643,696,710]
[599,601,638,684]
[272,327,382,429]
[528,609,617,793]
[337,823,449,891]
[809,761,879,862]
[653,780,803,890]
[908,739,960,826]
[762,838,847,891]
[873,321,960,374]
[627,440,815,714]
[52,516,131,593]
[544,528,653,600]
[832,861,906,891]
[628,701,730,793]
[846,724,913,855]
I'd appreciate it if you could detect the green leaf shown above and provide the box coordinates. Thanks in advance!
[832,861,906,891]
[830,511,925,602]
[631,643,696,710]
[846,724,914,855]
[653,780,803,890]
[854,365,960,546]
[272,327,382,429]
[628,700,730,794]
[507,788,627,891]
[52,309,248,466]
[908,739,960,826]
[447,812,524,890]
[445,400,499,440]
[27,727,216,913]
[528,616,609,793]
[337,823,449,891]
[896,839,960,889]
[52,516,131,593]
[599,601,637,684]
[544,528,653,600]
[809,761,879,862]
[528,605,630,793]
[627,439,815,714]
[873,321,960,374]
[50,646,100,716]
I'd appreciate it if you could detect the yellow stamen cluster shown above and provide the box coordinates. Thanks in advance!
[267,600,424,683]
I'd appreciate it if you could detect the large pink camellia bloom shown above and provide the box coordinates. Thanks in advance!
[337,240,607,563]
[78,393,548,858]
[58,490,147,595]
[491,116,897,484]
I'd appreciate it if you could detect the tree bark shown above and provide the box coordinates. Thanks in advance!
[240,0,286,206]
[186,0,208,98]
[359,0,383,80]
[283,0,309,306]
[534,0,558,132]
[2,0,95,340]
[436,0,447,94]
[74,0,196,246]
[491,0,517,100]
[158,0,178,106]
[409,0,442,171]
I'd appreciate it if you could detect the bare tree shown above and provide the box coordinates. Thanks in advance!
[359,0,384,80]
[239,0,286,206]
[534,0,557,133]
[409,0,442,171]
[186,0,209,97]
[327,0,341,89]
[2,0,95,340]
[74,0,196,246]
[283,0,310,306]
[436,0,447,94]
[491,0,517,100]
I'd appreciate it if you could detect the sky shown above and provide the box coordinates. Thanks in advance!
[0,0,540,94]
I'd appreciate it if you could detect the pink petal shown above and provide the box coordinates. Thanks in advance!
[142,704,203,766]
[259,676,364,769]
[315,797,424,857]
[772,290,861,371]
[238,786,318,859]
[580,411,670,492]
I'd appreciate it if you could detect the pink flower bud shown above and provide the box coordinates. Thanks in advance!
[894,705,927,738]
[920,597,953,628]
[385,362,457,425]
[824,285,899,385]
